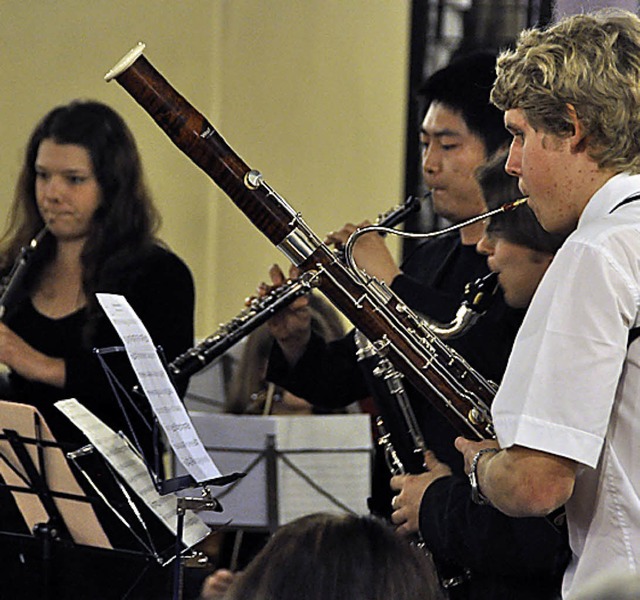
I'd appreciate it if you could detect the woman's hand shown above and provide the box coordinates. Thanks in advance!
[0,322,65,387]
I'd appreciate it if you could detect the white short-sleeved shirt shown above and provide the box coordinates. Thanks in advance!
[492,173,640,598]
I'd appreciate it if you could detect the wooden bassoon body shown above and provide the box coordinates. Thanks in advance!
[106,43,496,440]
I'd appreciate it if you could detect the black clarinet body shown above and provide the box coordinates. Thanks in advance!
[0,228,48,320]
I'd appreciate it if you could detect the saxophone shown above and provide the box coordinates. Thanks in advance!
[106,43,507,441]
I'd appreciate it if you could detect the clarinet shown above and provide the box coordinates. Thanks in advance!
[169,270,319,382]
[106,44,501,440]
[169,194,421,384]
[0,227,48,320]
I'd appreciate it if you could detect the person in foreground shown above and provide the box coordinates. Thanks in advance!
[454,10,640,598]
[217,512,443,600]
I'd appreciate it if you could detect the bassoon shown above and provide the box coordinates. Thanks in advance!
[106,43,505,440]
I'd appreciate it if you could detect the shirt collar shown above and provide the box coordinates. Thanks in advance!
[579,172,640,228]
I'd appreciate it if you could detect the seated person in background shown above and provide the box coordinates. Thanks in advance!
[225,293,345,415]
[203,512,444,600]
[390,148,569,597]
[0,101,194,532]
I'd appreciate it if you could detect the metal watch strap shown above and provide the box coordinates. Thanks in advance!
[469,447,499,505]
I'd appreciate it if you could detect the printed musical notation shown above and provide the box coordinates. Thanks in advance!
[55,399,210,547]
[96,293,222,483]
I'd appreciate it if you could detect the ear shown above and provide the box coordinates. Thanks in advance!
[566,104,588,153]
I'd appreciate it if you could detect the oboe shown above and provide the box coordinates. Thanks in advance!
[169,270,319,382]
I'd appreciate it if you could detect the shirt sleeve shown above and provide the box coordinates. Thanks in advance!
[493,236,637,467]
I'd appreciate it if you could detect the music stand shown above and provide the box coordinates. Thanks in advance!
[0,400,110,547]
[93,344,241,493]
[91,345,243,599]
[89,293,244,598]
[0,401,133,599]
[0,399,223,599]
[55,397,232,600]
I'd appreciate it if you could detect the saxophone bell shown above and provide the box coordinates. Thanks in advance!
[424,271,499,340]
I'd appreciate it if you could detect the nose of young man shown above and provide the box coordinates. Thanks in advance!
[476,231,495,257]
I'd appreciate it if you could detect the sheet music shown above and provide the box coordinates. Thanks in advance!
[96,293,221,483]
[55,399,210,548]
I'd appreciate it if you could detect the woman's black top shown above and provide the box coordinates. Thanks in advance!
[4,244,195,454]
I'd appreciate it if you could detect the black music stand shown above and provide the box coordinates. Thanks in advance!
[94,344,242,493]
[0,401,174,599]
[91,343,243,599]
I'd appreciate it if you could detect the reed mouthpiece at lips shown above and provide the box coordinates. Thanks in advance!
[500,197,528,212]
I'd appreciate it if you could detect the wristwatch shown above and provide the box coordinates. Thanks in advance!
[469,447,499,505]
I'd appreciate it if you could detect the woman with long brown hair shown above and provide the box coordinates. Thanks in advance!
[0,99,195,455]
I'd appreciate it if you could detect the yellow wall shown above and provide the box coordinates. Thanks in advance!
[0,1,410,338]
